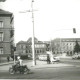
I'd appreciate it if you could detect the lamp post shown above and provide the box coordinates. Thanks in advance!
[19,0,36,66]
[31,0,36,66]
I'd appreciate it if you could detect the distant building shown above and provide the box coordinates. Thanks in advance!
[51,38,80,56]
[16,37,46,59]
[0,9,14,62]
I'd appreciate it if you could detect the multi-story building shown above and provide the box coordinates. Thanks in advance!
[51,38,80,56]
[0,9,14,62]
[16,37,46,59]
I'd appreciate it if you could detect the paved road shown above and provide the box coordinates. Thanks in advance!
[61,58,80,67]
[0,59,80,79]
[0,66,80,80]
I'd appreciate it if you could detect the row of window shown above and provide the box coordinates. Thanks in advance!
[22,49,45,53]
[19,44,45,49]
[55,42,75,46]
[0,31,14,42]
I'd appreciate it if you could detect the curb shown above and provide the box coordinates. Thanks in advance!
[0,62,13,66]
[0,60,30,66]
[30,63,74,69]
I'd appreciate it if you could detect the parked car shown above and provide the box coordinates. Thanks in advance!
[53,56,60,62]
[38,54,60,62]
[38,55,47,61]
[72,54,80,59]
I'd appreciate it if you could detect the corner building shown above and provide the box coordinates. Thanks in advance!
[0,9,14,62]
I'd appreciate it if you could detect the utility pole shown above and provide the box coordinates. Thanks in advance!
[19,0,36,66]
[31,0,36,66]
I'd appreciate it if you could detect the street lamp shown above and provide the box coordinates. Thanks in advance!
[31,0,36,66]
[19,0,36,66]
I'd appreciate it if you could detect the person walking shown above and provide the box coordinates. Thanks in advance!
[50,51,54,64]
[47,54,50,64]
[7,56,10,62]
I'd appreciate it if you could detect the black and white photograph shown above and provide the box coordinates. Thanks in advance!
[0,0,80,79]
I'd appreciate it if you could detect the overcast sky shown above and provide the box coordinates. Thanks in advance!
[0,0,80,43]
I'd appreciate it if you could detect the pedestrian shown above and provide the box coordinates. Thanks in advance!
[47,54,50,64]
[7,56,10,62]
[50,51,54,64]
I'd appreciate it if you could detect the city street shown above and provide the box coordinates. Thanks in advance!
[61,58,80,67]
[0,58,80,80]
[1,0,80,80]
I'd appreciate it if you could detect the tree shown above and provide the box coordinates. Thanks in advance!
[0,0,6,2]
[46,43,50,51]
[74,40,80,53]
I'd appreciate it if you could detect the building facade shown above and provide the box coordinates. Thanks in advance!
[16,38,46,59]
[51,38,80,56]
[0,9,14,62]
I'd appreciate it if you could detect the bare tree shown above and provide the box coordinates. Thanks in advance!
[74,40,80,53]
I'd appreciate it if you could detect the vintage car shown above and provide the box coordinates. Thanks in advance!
[38,54,60,62]
[72,53,80,59]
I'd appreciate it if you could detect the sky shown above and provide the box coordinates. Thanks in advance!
[0,0,80,43]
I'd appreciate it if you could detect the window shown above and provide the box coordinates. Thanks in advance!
[0,21,3,27]
[10,30,14,37]
[0,48,3,54]
[23,45,26,49]
[26,50,28,53]
[42,44,44,48]
[20,45,23,49]
[19,45,21,48]
[0,32,3,41]
[23,50,25,53]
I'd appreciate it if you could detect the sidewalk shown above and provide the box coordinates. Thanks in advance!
[24,60,74,69]
[0,61,13,66]
[0,60,31,66]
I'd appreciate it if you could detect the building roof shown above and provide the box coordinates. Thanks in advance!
[27,37,38,43]
[17,41,27,45]
[0,9,13,16]
[53,38,80,42]
[16,37,44,45]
